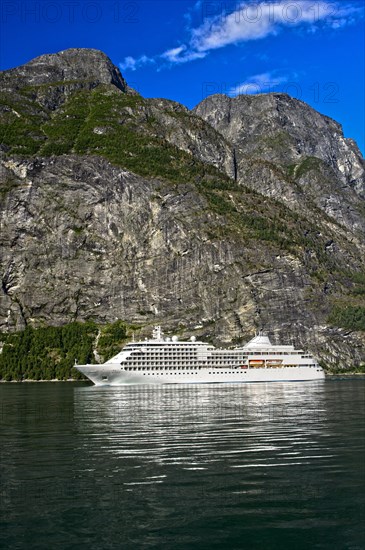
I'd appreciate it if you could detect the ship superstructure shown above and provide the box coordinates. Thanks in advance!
[75,326,324,386]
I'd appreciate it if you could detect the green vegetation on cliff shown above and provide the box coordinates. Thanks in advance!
[97,320,129,360]
[0,86,231,187]
[328,305,365,331]
[287,156,325,179]
[0,320,134,381]
[325,364,365,374]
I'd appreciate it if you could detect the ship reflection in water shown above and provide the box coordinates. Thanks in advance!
[72,381,364,549]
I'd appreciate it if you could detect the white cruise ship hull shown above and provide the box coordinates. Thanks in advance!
[76,364,325,386]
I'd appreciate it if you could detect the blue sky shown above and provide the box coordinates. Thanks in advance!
[1,0,364,153]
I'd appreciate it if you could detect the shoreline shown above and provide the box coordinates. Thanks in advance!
[1,374,365,383]
[325,373,365,378]
[0,379,90,383]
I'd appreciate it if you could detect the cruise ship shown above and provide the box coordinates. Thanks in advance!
[75,326,325,385]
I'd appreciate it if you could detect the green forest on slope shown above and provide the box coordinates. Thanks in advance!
[0,85,232,186]
[0,320,136,381]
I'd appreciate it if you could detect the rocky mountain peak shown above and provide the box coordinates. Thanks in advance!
[194,91,365,209]
[194,92,344,148]
[0,48,128,93]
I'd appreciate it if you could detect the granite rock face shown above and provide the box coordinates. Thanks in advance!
[194,94,365,236]
[144,98,236,179]
[1,49,364,366]
[0,48,133,111]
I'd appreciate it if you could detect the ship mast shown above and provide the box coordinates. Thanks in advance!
[152,326,164,340]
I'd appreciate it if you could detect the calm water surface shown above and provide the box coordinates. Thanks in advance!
[0,380,364,549]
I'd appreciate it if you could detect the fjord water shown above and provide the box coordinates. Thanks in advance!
[0,381,364,550]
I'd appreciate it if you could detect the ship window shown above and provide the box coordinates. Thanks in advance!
[102,376,108,380]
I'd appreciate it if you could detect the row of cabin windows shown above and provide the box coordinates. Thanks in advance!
[127,346,304,357]
[130,348,302,357]
[140,371,245,376]
[142,349,196,355]
[249,352,300,356]
[123,366,245,371]
[131,351,293,359]
[124,361,244,368]
[132,350,242,357]
[126,344,206,348]
[122,365,314,371]
[125,359,243,364]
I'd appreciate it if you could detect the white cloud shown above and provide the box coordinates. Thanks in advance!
[161,45,207,64]
[161,45,186,62]
[119,55,155,72]
[119,46,206,73]
[119,1,363,71]
[191,1,363,52]
[229,72,289,96]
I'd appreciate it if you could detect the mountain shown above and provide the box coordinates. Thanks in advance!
[1,48,364,368]
[194,94,365,234]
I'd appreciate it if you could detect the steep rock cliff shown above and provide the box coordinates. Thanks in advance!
[194,94,365,237]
